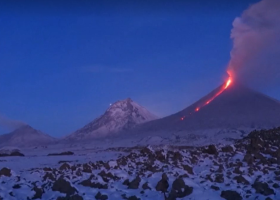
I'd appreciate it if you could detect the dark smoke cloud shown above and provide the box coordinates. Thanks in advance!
[228,0,280,88]
[0,115,26,131]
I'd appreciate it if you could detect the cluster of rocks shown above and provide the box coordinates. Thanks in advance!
[1,127,280,199]
[47,151,74,156]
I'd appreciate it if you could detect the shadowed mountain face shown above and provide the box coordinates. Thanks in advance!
[66,98,158,140]
[132,82,280,133]
[0,125,55,147]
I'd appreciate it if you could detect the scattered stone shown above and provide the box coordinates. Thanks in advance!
[156,173,169,193]
[48,151,74,156]
[221,145,234,153]
[142,182,151,190]
[167,178,193,199]
[127,196,140,200]
[214,174,224,183]
[52,177,77,195]
[128,176,141,189]
[203,145,217,155]
[0,167,11,177]
[95,191,108,200]
[59,163,71,171]
[12,184,21,189]
[43,172,55,181]
[252,181,275,196]
[234,175,250,185]
[182,164,194,175]
[32,186,44,199]
[220,190,242,200]
[56,194,83,200]
[123,179,130,186]
[211,185,220,191]
[82,164,92,173]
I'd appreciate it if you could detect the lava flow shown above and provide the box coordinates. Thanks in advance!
[181,76,232,121]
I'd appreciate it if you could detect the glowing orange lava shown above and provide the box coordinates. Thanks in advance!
[180,76,232,120]
[225,78,232,89]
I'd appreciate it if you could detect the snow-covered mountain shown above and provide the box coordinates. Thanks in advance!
[0,125,55,147]
[105,82,280,147]
[66,98,158,140]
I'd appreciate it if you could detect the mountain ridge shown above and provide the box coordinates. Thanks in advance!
[66,98,158,140]
[0,124,55,147]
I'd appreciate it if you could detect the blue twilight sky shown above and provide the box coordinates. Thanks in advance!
[2,0,276,137]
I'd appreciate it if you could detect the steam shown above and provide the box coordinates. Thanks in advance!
[228,0,280,87]
[0,115,26,131]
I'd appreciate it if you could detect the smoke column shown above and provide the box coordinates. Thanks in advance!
[227,0,280,87]
[0,115,26,131]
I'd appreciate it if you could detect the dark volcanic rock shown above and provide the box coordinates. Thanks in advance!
[95,191,108,200]
[0,167,11,177]
[56,194,83,200]
[32,186,44,199]
[211,185,220,191]
[252,181,275,196]
[10,151,25,156]
[214,174,224,183]
[220,190,242,200]
[221,145,234,153]
[182,164,194,175]
[203,145,218,155]
[272,183,279,188]
[156,173,169,193]
[234,175,250,185]
[128,176,141,189]
[80,179,108,189]
[52,178,77,195]
[168,178,193,199]
[0,151,24,157]
[48,151,74,156]
[127,196,140,200]
[142,182,151,190]
[43,172,55,181]
[12,184,21,189]
[59,163,71,171]
[123,179,130,186]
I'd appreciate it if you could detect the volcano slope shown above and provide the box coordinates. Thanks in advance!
[111,83,280,146]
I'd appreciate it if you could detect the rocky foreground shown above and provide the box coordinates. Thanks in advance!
[0,128,280,200]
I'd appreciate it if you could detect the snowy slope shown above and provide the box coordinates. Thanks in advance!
[0,125,55,147]
[66,98,158,140]
[106,83,280,146]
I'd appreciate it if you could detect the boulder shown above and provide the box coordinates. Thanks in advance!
[128,176,141,189]
[95,191,108,200]
[203,145,217,155]
[0,167,11,177]
[52,177,77,195]
[167,178,193,199]
[221,190,242,200]
[252,181,275,196]
[156,173,169,193]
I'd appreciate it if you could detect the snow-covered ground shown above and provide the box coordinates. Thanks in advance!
[0,127,280,200]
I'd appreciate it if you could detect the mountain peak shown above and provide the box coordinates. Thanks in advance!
[0,124,55,147]
[67,98,158,140]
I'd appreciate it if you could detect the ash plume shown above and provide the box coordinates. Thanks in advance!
[227,0,280,88]
[0,115,26,131]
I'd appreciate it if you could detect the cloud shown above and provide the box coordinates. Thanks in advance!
[227,0,280,88]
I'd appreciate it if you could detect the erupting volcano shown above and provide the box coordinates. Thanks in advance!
[181,75,232,121]
[123,75,280,146]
